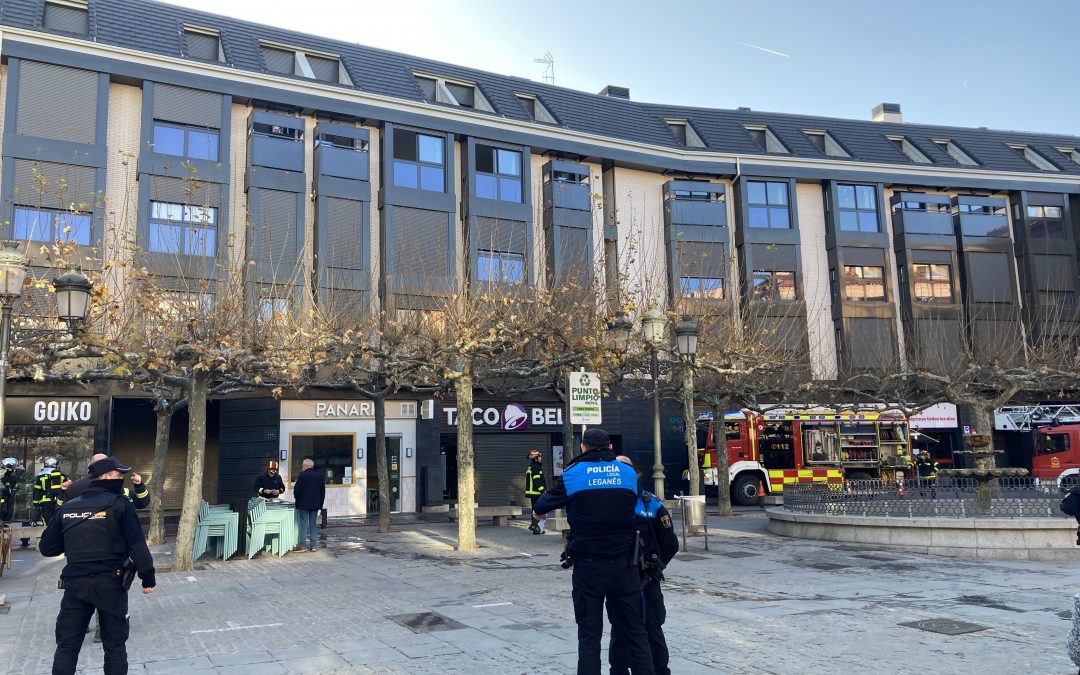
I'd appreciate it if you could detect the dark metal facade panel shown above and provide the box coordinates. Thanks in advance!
[475,216,527,256]
[260,45,294,75]
[473,433,550,507]
[10,158,96,207]
[322,196,365,272]
[258,188,297,270]
[184,31,219,62]
[42,3,87,34]
[148,174,223,206]
[152,83,222,129]
[16,60,98,143]
[307,54,338,83]
[389,205,451,289]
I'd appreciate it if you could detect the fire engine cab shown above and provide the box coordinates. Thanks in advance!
[698,409,913,505]
[996,405,1080,488]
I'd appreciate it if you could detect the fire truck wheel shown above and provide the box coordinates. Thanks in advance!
[731,474,761,506]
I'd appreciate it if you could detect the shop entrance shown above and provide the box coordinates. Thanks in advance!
[366,436,401,513]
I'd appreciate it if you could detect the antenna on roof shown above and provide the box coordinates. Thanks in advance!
[534,51,555,85]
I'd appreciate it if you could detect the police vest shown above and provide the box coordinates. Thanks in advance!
[59,492,126,564]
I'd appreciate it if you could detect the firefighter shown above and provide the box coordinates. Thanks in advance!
[525,449,547,534]
[1,457,21,522]
[532,427,654,675]
[255,460,285,499]
[609,455,679,675]
[34,457,66,525]
[915,450,940,496]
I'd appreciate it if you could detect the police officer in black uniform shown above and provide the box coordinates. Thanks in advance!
[609,455,680,675]
[533,428,654,675]
[39,456,157,675]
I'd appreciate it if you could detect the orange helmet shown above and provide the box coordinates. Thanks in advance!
[267,460,279,471]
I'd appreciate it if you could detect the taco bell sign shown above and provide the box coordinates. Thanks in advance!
[502,403,529,430]
[444,404,563,428]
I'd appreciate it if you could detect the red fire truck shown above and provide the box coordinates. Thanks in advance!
[698,409,913,505]
[1032,423,1080,488]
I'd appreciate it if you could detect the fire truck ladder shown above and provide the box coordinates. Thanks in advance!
[994,405,1080,431]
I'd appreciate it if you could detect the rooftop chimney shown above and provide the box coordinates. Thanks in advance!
[737,106,751,111]
[598,85,630,99]
[872,102,902,123]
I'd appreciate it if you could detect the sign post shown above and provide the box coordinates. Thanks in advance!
[569,371,602,426]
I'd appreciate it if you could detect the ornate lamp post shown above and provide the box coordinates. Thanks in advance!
[0,244,28,454]
[674,316,700,496]
[53,271,93,326]
[642,307,666,497]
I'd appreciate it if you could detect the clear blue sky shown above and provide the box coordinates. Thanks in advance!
[179,0,1080,136]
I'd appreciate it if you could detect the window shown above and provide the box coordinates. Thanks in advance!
[516,94,557,124]
[803,130,850,158]
[152,122,219,161]
[414,74,494,111]
[252,122,302,141]
[1036,432,1070,456]
[1026,205,1066,239]
[43,0,87,35]
[746,181,791,229]
[316,134,368,151]
[836,184,879,233]
[667,120,706,148]
[887,136,932,163]
[477,250,524,283]
[956,203,1009,237]
[159,291,213,320]
[933,139,979,166]
[475,145,522,202]
[392,129,445,192]
[1056,147,1080,166]
[843,265,886,302]
[1009,144,1059,171]
[184,26,221,62]
[752,270,797,301]
[13,207,91,245]
[260,43,350,84]
[744,125,788,153]
[148,202,217,256]
[671,190,722,202]
[290,434,353,486]
[258,297,289,321]
[912,264,952,304]
[1040,290,1076,305]
[679,276,725,299]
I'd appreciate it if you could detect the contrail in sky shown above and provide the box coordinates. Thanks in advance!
[736,41,790,58]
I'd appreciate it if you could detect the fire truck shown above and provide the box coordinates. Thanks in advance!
[698,409,913,505]
[996,405,1080,488]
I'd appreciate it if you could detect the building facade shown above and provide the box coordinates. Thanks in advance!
[1,0,1079,512]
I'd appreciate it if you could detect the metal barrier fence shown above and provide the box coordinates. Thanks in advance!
[781,477,1068,519]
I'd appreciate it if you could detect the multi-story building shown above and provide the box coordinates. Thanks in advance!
[1,0,1078,513]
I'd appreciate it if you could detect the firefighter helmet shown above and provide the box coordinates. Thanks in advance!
[43,457,58,468]
[267,460,279,471]
[1,457,16,468]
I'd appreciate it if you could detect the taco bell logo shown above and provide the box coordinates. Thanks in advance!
[503,404,529,430]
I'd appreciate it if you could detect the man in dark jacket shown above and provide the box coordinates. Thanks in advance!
[292,458,326,552]
[533,428,654,675]
[63,453,150,510]
[609,455,680,675]
[524,449,547,534]
[255,460,286,499]
[39,456,156,675]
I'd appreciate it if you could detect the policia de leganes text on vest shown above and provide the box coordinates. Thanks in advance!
[39,457,156,675]
[532,428,655,675]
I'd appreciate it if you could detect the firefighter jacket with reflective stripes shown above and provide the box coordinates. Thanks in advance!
[255,472,285,498]
[525,460,546,497]
[916,456,940,478]
[124,484,150,510]
[34,469,66,505]
[533,450,639,559]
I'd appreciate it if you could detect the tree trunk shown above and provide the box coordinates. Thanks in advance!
[374,396,391,533]
[969,404,997,468]
[173,372,209,572]
[147,405,173,546]
[683,365,699,497]
[455,372,476,551]
[714,399,733,516]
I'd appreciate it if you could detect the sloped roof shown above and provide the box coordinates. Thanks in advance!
[4,0,1080,177]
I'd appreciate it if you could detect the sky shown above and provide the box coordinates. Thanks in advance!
[176,0,1080,136]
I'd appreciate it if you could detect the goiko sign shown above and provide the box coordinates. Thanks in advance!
[568,372,602,425]
[444,404,564,429]
[6,397,98,425]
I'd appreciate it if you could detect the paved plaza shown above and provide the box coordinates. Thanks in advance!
[0,509,1076,674]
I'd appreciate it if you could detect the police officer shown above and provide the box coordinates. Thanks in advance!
[39,456,156,675]
[33,457,66,525]
[63,453,150,510]
[525,449,547,534]
[1,457,21,522]
[609,456,679,675]
[533,428,654,675]
[255,460,286,499]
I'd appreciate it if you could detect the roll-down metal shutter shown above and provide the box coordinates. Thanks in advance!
[473,433,550,507]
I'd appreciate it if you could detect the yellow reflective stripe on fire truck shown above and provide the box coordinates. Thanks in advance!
[767,468,844,492]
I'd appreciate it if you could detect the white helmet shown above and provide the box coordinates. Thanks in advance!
[1,457,16,468]
[43,457,58,468]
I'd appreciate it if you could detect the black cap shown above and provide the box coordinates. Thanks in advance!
[581,428,611,449]
[88,456,131,477]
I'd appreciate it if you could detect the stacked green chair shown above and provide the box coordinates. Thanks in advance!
[246,499,299,557]
[193,500,239,562]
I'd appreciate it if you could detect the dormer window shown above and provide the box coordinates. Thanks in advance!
[666,119,706,148]
[1056,147,1080,166]
[516,94,558,124]
[744,125,788,153]
[184,25,222,62]
[43,0,88,35]
[886,135,932,164]
[803,129,850,157]
[260,42,352,85]
[933,139,979,166]
[414,74,494,112]
[1009,144,1059,171]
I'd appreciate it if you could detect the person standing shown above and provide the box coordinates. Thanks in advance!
[609,455,679,675]
[63,453,150,510]
[33,457,66,525]
[255,460,285,499]
[291,458,325,552]
[533,428,654,675]
[1,457,22,522]
[39,456,156,675]
[524,449,547,534]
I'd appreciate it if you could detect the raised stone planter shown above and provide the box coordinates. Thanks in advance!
[766,507,1080,561]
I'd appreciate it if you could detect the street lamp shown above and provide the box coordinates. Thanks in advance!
[674,316,700,497]
[53,271,93,326]
[642,307,666,497]
[608,310,632,352]
[0,243,28,458]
